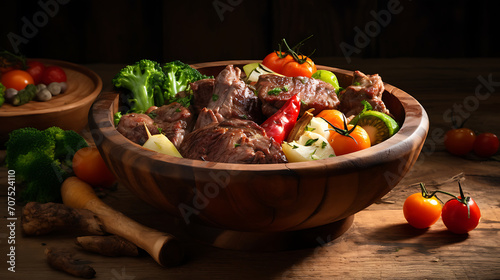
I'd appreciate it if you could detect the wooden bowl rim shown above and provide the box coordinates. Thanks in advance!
[90,60,429,173]
[0,58,103,117]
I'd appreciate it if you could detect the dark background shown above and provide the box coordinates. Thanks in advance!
[1,0,499,64]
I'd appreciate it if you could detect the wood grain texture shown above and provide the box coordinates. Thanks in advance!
[2,58,498,279]
[87,61,429,232]
[0,59,102,143]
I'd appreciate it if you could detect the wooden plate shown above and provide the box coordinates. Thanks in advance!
[0,59,102,144]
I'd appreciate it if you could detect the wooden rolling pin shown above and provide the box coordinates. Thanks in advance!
[61,176,185,267]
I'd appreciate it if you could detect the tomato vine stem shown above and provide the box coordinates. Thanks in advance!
[321,116,358,144]
[280,36,316,66]
[424,181,472,219]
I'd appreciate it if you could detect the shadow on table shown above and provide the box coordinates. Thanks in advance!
[364,222,469,255]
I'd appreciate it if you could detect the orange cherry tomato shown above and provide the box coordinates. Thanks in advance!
[72,146,116,188]
[1,69,35,91]
[403,192,442,229]
[329,124,371,156]
[316,109,347,131]
[262,51,294,74]
[281,55,317,78]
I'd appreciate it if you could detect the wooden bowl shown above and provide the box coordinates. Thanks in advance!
[0,59,103,144]
[89,61,428,234]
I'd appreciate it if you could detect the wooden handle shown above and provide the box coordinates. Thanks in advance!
[61,177,184,266]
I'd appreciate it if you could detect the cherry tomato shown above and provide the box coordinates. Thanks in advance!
[403,192,442,229]
[72,146,116,188]
[26,60,46,84]
[329,124,371,155]
[41,65,67,84]
[473,132,499,157]
[444,128,476,156]
[442,196,481,234]
[0,69,35,91]
[281,55,317,78]
[262,51,294,74]
[316,109,347,130]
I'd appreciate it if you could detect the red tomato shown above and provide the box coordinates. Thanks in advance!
[281,55,317,78]
[262,51,294,74]
[41,65,67,84]
[329,124,371,155]
[444,128,476,156]
[473,132,499,157]
[441,196,481,234]
[0,69,35,91]
[26,61,46,84]
[72,146,116,188]
[403,192,442,229]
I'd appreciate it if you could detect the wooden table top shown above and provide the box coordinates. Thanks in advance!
[1,57,499,279]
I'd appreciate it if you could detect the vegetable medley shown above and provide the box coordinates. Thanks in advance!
[243,38,400,162]
[112,37,401,163]
[0,50,68,107]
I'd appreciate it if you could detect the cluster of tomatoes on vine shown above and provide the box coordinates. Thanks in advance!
[262,35,317,78]
[403,177,480,234]
[0,50,67,89]
[443,116,499,158]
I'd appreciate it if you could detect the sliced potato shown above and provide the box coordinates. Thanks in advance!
[142,124,182,158]
[143,134,182,158]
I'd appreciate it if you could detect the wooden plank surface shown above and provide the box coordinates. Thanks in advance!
[1,58,500,279]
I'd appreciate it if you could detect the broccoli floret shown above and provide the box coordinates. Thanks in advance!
[5,127,88,203]
[112,59,165,113]
[46,126,88,167]
[161,60,212,107]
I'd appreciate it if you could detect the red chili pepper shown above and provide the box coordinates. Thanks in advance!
[261,94,301,143]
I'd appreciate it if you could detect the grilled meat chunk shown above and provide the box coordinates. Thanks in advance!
[204,65,261,124]
[116,113,159,145]
[190,78,215,114]
[338,70,391,121]
[149,102,194,148]
[179,118,287,164]
[255,74,340,117]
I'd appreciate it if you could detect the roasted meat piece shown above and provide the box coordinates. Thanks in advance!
[196,65,261,127]
[255,74,340,117]
[190,78,215,114]
[149,102,194,148]
[338,70,391,121]
[179,119,287,164]
[192,65,262,130]
[116,113,159,145]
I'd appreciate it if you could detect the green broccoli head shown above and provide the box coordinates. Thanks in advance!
[5,127,55,170]
[5,126,88,203]
[161,60,212,107]
[47,127,89,166]
[112,59,165,113]
[16,151,66,203]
